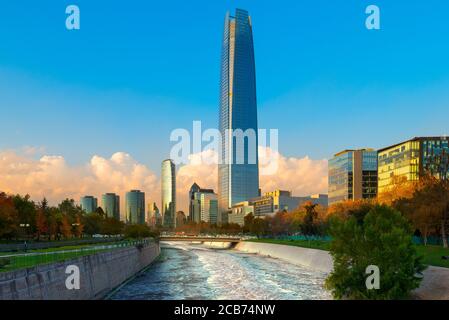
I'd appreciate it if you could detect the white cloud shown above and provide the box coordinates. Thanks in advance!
[0,151,159,220]
[0,148,328,217]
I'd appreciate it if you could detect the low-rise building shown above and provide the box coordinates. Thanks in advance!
[228,201,254,226]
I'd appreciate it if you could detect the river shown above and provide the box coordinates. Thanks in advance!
[109,242,331,300]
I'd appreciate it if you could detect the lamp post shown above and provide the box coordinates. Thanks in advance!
[19,223,30,240]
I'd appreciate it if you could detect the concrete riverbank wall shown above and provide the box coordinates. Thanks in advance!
[0,242,160,300]
[235,242,333,273]
[235,241,449,300]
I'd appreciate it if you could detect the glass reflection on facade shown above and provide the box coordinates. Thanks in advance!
[125,190,145,224]
[101,193,120,220]
[80,196,97,214]
[378,137,449,194]
[161,159,176,228]
[328,149,378,205]
[218,9,259,224]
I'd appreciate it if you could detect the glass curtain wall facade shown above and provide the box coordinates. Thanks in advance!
[328,149,378,205]
[218,9,259,225]
[101,193,120,220]
[378,137,449,194]
[80,196,97,214]
[161,159,176,228]
[125,190,145,224]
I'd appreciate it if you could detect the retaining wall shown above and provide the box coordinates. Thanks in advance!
[0,242,160,300]
[235,241,333,273]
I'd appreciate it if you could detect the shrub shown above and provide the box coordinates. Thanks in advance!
[325,205,426,300]
[0,257,10,269]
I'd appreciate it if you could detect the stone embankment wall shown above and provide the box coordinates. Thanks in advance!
[0,242,160,300]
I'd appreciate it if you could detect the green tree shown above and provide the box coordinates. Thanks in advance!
[325,205,425,300]
[301,203,320,236]
[12,194,37,238]
[0,192,19,239]
[101,217,124,235]
[250,218,268,238]
[82,213,103,236]
[124,224,152,239]
[243,212,255,233]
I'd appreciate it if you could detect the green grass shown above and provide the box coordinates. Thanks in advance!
[0,240,141,272]
[246,238,449,268]
[246,238,331,251]
[416,245,449,268]
[0,248,110,272]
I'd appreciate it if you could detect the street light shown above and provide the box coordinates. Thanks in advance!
[19,223,30,240]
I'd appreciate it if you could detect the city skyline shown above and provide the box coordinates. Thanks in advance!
[2,1,449,212]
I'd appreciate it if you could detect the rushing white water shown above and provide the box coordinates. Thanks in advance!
[110,242,331,300]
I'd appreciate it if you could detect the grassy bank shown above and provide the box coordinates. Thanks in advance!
[0,248,111,272]
[247,238,331,251]
[246,238,449,268]
[0,240,146,273]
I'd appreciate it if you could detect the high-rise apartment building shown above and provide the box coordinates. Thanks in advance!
[218,9,259,225]
[161,159,176,228]
[80,196,98,214]
[188,183,218,224]
[125,190,145,224]
[328,149,378,206]
[101,193,120,220]
[378,137,449,195]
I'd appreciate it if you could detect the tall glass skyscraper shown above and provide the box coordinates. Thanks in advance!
[161,159,176,228]
[218,9,259,224]
[101,193,120,221]
[125,190,145,224]
[80,196,97,214]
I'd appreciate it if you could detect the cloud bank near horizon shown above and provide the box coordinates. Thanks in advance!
[0,148,328,215]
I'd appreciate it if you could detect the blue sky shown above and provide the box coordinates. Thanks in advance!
[1,0,449,171]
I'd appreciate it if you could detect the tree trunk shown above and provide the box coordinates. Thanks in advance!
[442,219,448,248]
[423,225,428,246]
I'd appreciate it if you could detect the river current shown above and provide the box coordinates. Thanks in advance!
[110,242,331,300]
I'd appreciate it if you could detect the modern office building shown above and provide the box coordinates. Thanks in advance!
[328,149,378,206]
[101,193,120,220]
[218,9,259,225]
[378,137,449,195]
[125,190,145,224]
[80,196,97,214]
[161,159,176,228]
[189,183,218,224]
